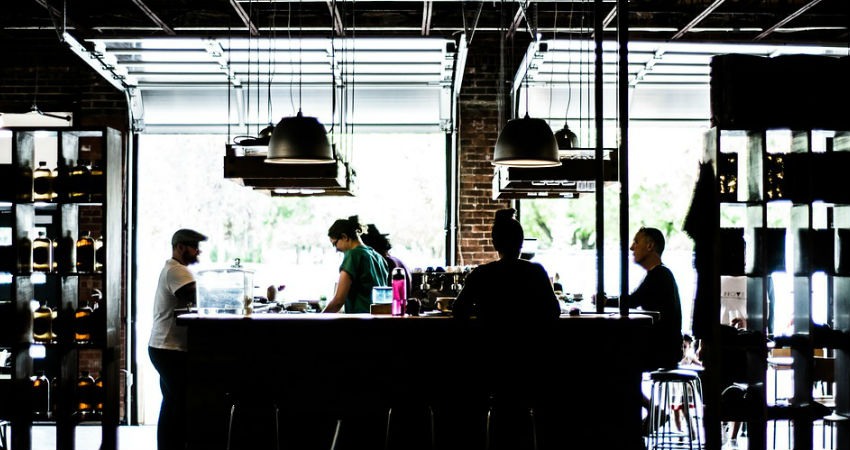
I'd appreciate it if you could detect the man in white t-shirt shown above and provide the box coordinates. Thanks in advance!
[148,228,207,450]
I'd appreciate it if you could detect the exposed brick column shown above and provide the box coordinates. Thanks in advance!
[456,33,528,266]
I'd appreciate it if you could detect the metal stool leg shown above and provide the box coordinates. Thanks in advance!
[330,419,342,450]
[384,407,393,450]
[429,406,436,450]
[227,403,237,450]
[227,401,281,450]
[529,408,538,450]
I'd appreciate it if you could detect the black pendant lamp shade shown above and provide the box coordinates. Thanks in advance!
[554,123,578,150]
[493,115,561,167]
[266,111,335,164]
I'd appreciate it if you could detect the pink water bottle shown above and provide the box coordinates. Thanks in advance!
[391,267,407,316]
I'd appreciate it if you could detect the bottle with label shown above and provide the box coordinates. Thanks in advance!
[76,231,95,273]
[391,267,407,316]
[32,161,56,201]
[32,232,53,273]
[33,300,57,343]
[76,371,96,415]
[68,160,91,202]
[32,371,51,418]
[74,299,94,344]
[94,235,105,273]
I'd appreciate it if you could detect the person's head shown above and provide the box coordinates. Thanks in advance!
[361,224,391,256]
[328,215,364,252]
[491,208,524,259]
[630,227,665,268]
[171,228,207,265]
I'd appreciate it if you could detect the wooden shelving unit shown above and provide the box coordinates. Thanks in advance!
[0,127,122,450]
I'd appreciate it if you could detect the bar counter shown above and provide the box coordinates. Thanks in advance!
[178,311,654,450]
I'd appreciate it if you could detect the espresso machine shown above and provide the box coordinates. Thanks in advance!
[409,267,471,311]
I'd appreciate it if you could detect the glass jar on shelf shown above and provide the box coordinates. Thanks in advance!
[76,231,96,273]
[68,160,91,202]
[32,161,56,202]
[32,232,53,273]
[33,299,57,343]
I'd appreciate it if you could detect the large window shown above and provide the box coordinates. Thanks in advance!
[134,132,446,423]
[520,124,705,333]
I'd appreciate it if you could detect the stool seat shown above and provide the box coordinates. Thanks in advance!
[650,369,700,382]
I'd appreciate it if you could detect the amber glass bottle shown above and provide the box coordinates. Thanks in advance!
[94,375,104,413]
[76,371,96,414]
[68,160,91,201]
[74,299,94,344]
[32,161,56,201]
[76,231,95,273]
[32,231,53,272]
[33,300,57,343]
[32,371,51,418]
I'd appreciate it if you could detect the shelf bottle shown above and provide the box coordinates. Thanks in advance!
[76,231,96,273]
[76,371,96,415]
[74,298,94,344]
[31,371,51,418]
[68,160,90,202]
[94,374,104,413]
[32,232,53,273]
[33,299,57,343]
[32,161,56,201]
[89,160,105,202]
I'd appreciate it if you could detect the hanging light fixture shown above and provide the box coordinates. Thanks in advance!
[266,0,334,164]
[493,114,560,166]
[492,2,559,168]
[553,3,578,151]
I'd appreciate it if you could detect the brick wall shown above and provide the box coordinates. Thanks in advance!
[456,33,528,265]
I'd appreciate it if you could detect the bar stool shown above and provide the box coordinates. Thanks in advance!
[647,368,704,450]
[0,419,8,450]
[484,394,539,450]
[383,405,436,450]
[225,394,281,450]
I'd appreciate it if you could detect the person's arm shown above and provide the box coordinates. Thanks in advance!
[451,270,478,319]
[323,271,353,313]
[174,282,197,308]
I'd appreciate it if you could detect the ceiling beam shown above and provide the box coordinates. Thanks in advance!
[671,0,725,40]
[506,1,529,39]
[229,0,260,36]
[130,0,175,36]
[755,0,823,40]
[325,0,345,36]
[422,1,433,36]
[602,5,617,29]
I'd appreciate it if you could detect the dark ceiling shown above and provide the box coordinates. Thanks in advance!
[3,0,849,46]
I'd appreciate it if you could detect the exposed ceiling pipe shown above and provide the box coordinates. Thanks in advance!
[130,0,175,35]
[422,1,433,36]
[755,0,823,40]
[671,0,725,40]
[229,0,260,36]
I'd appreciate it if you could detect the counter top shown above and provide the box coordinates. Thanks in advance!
[177,310,655,322]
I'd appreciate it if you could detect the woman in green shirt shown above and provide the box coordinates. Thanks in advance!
[322,215,389,313]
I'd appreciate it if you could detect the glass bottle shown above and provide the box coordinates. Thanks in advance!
[15,163,33,202]
[18,235,32,273]
[74,299,94,344]
[32,161,56,201]
[88,160,105,202]
[76,371,96,414]
[94,374,104,413]
[76,231,95,273]
[52,160,70,202]
[55,230,75,273]
[32,231,53,273]
[391,267,407,316]
[94,235,105,273]
[32,370,51,418]
[33,300,57,343]
[68,160,90,202]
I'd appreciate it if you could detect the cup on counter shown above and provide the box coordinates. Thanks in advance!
[435,297,454,312]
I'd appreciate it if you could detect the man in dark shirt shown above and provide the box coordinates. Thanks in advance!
[628,227,683,370]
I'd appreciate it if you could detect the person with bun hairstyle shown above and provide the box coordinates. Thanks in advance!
[361,223,412,295]
[452,208,560,321]
[323,216,389,313]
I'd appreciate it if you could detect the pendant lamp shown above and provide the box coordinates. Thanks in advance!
[554,122,578,150]
[493,114,561,167]
[266,111,335,164]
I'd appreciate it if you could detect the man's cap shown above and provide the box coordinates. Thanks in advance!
[171,229,208,246]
